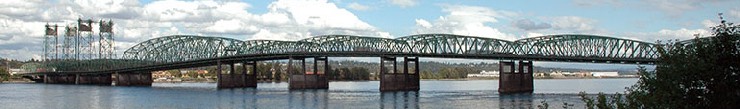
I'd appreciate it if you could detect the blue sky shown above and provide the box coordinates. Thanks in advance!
[1,0,738,70]
[241,0,735,38]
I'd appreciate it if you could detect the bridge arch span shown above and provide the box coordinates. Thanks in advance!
[299,35,409,53]
[123,35,243,63]
[515,34,660,59]
[397,34,518,55]
[121,34,661,64]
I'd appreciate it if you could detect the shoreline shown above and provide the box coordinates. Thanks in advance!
[2,77,638,84]
[150,77,637,83]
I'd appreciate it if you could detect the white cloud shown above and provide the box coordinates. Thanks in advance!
[388,0,416,8]
[245,0,390,40]
[0,0,391,60]
[512,19,551,31]
[525,32,545,38]
[548,16,600,33]
[702,19,719,28]
[728,8,740,20]
[415,19,432,28]
[413,5,518,40]
[347,2,370,11]
[625,28,710,42]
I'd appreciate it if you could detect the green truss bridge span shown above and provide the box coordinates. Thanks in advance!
[23,34,661,93]
[125,34,658,64]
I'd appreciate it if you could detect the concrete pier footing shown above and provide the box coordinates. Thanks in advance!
[289,57,329,90]
[217,61,258,89]
[43,74,76,84]
[289,74,329,89]
[114,72,152,86]
[498,60,534,94]
[75,74,112,85]
[380,57,420,92]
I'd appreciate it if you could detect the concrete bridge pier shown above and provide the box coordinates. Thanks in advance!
[242,61,258,87]
[380,57,420,92]
[498,60,533,94]
[75,74,112,85]
[43,74,76,84]
[114,71,152,86]
[217,61,258,89]
[289,56,329,90]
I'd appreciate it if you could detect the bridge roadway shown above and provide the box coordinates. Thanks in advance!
[24,34,661,93]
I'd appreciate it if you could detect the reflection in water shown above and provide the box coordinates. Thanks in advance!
[38,85,115,109]
[217,88,258,109]
[498,93,533,108]
[0,79,638,108]
[288,89,328,109]
[380,91,419,109]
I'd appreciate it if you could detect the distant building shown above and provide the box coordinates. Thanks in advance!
[152,71,172,78]
[197,70,208,75]
[591,72,619,77]
[8,69,22,75]
[534,73,546,78]
[467,70,499,78]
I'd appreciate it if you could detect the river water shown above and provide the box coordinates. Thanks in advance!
[0,78,637,109]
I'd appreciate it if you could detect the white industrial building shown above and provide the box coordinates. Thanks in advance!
[591,72,619,77]
[8,69,23,75]
[467,70,500,78]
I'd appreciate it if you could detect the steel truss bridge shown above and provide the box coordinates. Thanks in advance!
[30,34,661,74]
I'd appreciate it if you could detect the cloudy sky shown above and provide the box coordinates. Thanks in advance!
[0,0,738,69]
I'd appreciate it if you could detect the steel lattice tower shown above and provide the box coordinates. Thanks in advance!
[98,20,114,59]
[77,19,94,60]
[63,25,76,60]
[43,24,59,61]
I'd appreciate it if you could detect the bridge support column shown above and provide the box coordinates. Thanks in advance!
[218,61,258,89]
[114,72,152,86]
[289,56,329,90]
[380,57,420,92]
[498,60,533,94]
[44,74,76,84]
[243,61,258,87]
[75,74,112,85]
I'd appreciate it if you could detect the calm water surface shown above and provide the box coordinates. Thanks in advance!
[0,78,637,109]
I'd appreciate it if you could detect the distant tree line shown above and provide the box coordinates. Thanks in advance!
[327,67,372,81]
[0,59,24,82]
[419,67,478,79]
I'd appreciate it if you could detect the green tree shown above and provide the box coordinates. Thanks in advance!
[0,67,8,81]
[339,67,351,80]
[168,70,181,78]
[274,63,283,81]
[257,63,272,81]
[350,67,370,80]
[581,14,740,108]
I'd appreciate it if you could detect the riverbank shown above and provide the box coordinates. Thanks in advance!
[2,77,637,84]
[146,77,639,83]
[0,79,34,83]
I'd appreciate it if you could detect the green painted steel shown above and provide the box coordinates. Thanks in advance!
[515,34,659,59]
[122,34,660,63]
[31,34,670,73]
